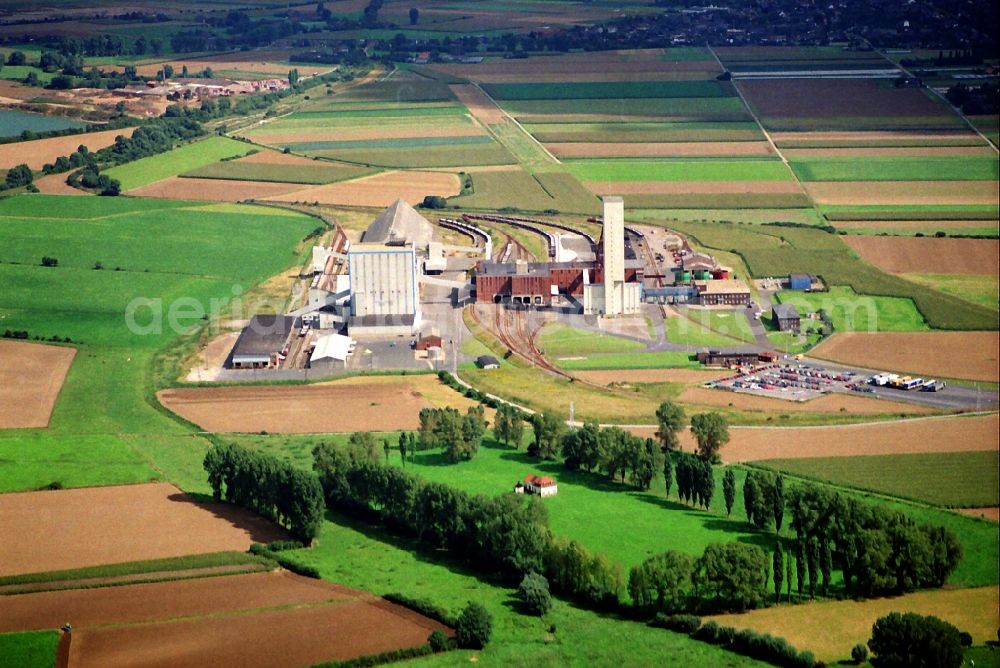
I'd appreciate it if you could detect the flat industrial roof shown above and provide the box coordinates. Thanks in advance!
[231,314,297,358]
[695,279,751,294]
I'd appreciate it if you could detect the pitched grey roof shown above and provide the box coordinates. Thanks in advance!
[773,303,800,320]
[361,199,433,248]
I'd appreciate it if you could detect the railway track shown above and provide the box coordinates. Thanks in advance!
[468,304,572,379]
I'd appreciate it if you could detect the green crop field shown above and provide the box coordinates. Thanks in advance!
[503,96,751,119]
[526,121,764,143]
[538,323,645,355]
[666,315,748,346]
[775,286,929,332]
[0,194,317,493]
[329,78,456,103]
[0,65,55,84]
[279,106,468,120]
[758,451,1000,508]
[483,80,732,100]
[0,631,58,668]
[312,143,517,168]
[565,159,791,182]
[900,274,999,311]
[790,156,1000,182]
[181,160,376,184]
[665,219,1000,331]
[451,169,599,214]
[105,136,249,191]
[622,193,813,209]
[283,135,494,152]
[822,204,1000,221]
[555,351,703,371]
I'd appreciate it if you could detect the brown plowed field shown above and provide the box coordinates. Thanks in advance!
[574,369,732,385]
[834,219,999,230]
[450,84,506,124]
[0,483,285,577]
[679,387,937,415]
[0,126,136,170]
[548,141,774,158]
[705,586,999,662]
[844,236,999,275]
[32,172,89,196]
[585,180,802,195]
[157,382,431,433]
[783,145,996,157]
[267,170,459,208]
[809,331,1000,382]
[128,176,310,201]
[0,340,76,429]
[805,180,999,205]
[737,79,954,118]
[0,571,449,668]
[956,507,1000,522]
[629,414,999,462]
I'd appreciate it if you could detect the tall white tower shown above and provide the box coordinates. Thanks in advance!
[602,196,625,315]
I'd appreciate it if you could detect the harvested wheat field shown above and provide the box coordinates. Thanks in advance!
[844,236,999,275]
[319,373,481,412]
[0,571,449,668]
[585,181,803,195]
[679,387,937,415]
[574,368,732,385]
[268,170,460,208]
[0,483,285,577]
[706,587,999,663]
[451,84,506,124]
[253,125,485,144]
[0,340,76,429]
[805,180,999,205]
[0,126,135,170]
[158,382,432,433]
[129,176,309,201]
[810,331,1000,382]
[548,142,774,158]
[833,219,999,230]
[33,172,89,196]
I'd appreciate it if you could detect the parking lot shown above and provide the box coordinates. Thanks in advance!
[708,359,999,412]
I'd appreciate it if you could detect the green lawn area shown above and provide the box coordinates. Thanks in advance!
[0,65,55,84]
[684,309,757,343]
[789,156,999,182]
[537,323,645,355]
[555,351,703,371]
[0,194,317,493]
[665,315,745,346]
[278,513,769,668]
[565,159,792,182]
[0,631,59,668]
[757,451,1000,508]
[900,273,999,311]
[775,286,929,332]
[105,136,249,190]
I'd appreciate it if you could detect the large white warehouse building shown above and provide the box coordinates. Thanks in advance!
[348,243,420,335]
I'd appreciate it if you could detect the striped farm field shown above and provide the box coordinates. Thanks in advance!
[783,145,997,158]
[277,106,469,120]
[823,204,1000,221]
[311,143,516,168]
[806,180,999,206]
[482,80,732,100]
[790,156,999,182]
[832,219,999,230]
[108,136,250,191]
[182,160,376,185]
[584,180,803,195]
[282,135,495,152]
[502,96,751,120]
[771,130,987,148]
[451,169,599,214]
[245,124,485,144]
[128,177,310,202]
[567,159,793,182]
[525,121,764,143]
[843,236,999,276]
[547,141,774,158]
[267,170,460,208]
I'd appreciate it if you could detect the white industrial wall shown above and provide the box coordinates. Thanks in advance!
[602,196,625,315]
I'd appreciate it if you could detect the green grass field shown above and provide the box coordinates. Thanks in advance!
[537,323,645,355]
[790,156,999,182]
[757,451,1000,508]
[822,204,1000,221]
[181,159,376,184]
[682,310,757,343]
[565,159,791,182]
[312,143,516,168]
[665,315,746,346]
[484,80,732,100]
[106,136,249,191]
[555,351,703,371]
[775,286,929,332]
[900,273,999,311]
[526,121,764,143]
[0,194,317,493]
[0,631,59,668]
[283,135,493,152]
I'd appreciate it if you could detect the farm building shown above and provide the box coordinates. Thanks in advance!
[414,334,443,360]
[694,279,752,306]
[515,474,558,497]
[229,314,298,369]
[309,333,354,368]
[697,349,772,367]
[773,303,801,332]
[361,199,434,250]
[476,355,500,369]
[788,273,813,291]
[348,243,420,336]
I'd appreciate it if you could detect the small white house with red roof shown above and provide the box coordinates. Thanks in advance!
[515,474,558,497]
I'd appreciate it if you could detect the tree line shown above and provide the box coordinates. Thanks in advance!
[417,405,486,462]
[203,442,324,543]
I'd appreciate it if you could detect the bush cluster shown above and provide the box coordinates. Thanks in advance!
[650,613,701,634]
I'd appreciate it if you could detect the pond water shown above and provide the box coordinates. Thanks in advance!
[0,109,85,138]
